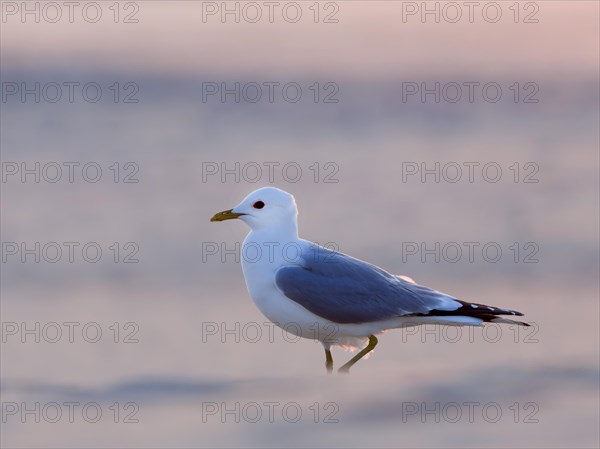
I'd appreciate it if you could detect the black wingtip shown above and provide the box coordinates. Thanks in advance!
[420,300,527,323]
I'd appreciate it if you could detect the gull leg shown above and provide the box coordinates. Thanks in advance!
[338,335,378,373]
[325,349,334,373]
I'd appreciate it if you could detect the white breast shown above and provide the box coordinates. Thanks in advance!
[239,233,388,347]
[240,234,332,339]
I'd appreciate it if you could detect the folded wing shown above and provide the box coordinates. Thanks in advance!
[275,243,462,324]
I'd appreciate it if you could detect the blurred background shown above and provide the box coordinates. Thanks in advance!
[1,1,598,447]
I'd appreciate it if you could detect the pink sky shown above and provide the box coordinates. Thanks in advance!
[1,1,598,78]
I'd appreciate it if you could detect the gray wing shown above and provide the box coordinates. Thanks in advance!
[275,243,461,324]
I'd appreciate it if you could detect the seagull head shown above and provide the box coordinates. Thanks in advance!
[211,187,298,231]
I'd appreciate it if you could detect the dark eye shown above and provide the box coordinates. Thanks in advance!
[253,201,265,209]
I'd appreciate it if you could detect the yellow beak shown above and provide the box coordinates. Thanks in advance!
[210,208,246,222]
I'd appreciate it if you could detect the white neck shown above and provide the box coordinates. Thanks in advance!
[247,219,299,242]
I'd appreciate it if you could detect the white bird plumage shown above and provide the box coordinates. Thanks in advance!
[211,187,529,373]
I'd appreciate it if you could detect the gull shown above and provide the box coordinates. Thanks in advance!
[211,187,529,373]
